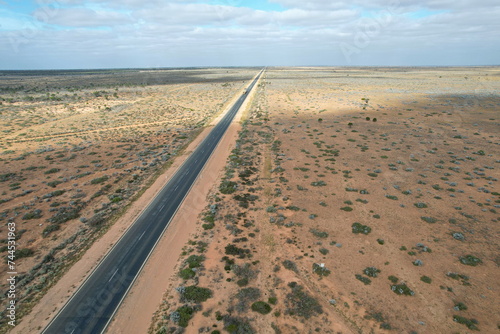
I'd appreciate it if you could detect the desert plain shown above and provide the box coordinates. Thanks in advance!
[1,67,499,334]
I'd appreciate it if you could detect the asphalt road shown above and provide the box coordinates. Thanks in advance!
[42,70,263,334]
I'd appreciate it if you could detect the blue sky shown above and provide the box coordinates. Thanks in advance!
[0,0,499,69]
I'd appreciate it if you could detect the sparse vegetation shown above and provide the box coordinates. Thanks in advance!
[285,282,323,319]
[459,255,482,266]
[352,222,371,235]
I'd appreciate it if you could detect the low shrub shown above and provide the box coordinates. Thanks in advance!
[282,260,298,273]
[44,168,60,174]
[391,283,414,296]
[363,267,380,277]
[388,275,399,283]
[312,263,331,277]
[173,305,195,328]
[309,228,328,238]
[420,276,432,284]
[90,176,109,185]
[22,209,42,220]
[220,180,237,194]
[453,315,479,330]
[352,222,371,235]
[179,268,196,280]
[251,301,272,314]
[181,286,212,303]
[355,274,371,285]
[285,282,323,319]
[16,248,34,259]
[42,224,60,237]
[459,255,482,266]
[421,216,437,223]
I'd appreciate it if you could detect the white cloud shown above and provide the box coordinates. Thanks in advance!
[0,0,498,68]
[32,7,135,27]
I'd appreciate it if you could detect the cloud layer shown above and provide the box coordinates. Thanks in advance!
[1,0,499,69]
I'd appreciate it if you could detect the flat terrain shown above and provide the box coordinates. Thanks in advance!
[149,67,500,334]
[0,68,257,331]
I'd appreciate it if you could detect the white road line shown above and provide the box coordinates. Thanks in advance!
[159,203,165,211]
[174,185,178,191]
[138,230,146,241]
[108,268,119,283]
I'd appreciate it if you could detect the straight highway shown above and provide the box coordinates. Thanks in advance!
[42,69,263,334]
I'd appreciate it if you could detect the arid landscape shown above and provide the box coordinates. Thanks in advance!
[147,67,500,334]
[1,67,499,334]
[0,68,256,332]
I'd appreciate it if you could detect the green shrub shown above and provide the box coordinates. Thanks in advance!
[43,190,66,198]
[266,206,277,213]
[0,173,16,182]
[421,216,437,223]
[312,263,331,277]
[453,315,479,330]
[22,209,42,220]
[42,224,60,237]
[251,301,272,314]
[174,305,195,328]
[285,282,323,319]
[388,275,399,283]
[223,316,255,334]
[48,206,81,224]
[363,267,380,277]
[186,255,204,268]
[319,248,329,255]
[268,297,278,305]
[309,228,328,238]
[414,202,428,208]
[44,168,60,174]
[47,180,63,188]
[454,302,468,311]
[235,287,261,312]
[202,219,215,230]
[220,180,237,194]
[340,206,353,212]
[420,276,432,284]
[459,255,482,266]
[90,176,109,185]
[181,286,212,303]
[236,278,249,287]
[179,268,196,280]
[355,274,371,285]
[225,244,249,258]
[282,260,298,273]
[391,283,414,296]
[311,181,326,187]
[16,248,34,259]
[352,222,371,235]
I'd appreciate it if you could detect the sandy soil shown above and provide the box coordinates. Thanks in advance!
[149,67,499,334]
[0,68,256,333]
[105,73,260,334]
